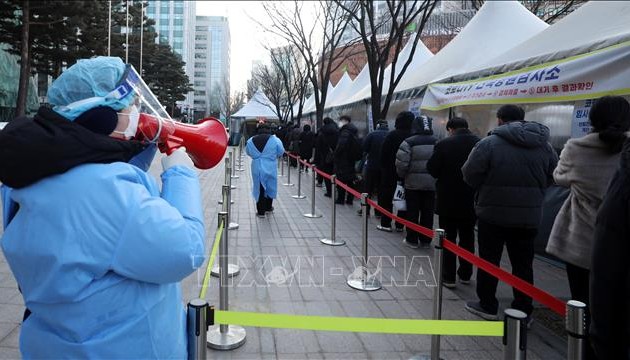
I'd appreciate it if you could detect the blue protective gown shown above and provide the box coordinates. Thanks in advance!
[0,162,205,359]
[246,135,284,201]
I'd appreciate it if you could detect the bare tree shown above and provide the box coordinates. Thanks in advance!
[217,77,245,120]
[259,1,358,127]
[251,63,286,121]
[335,0,438,126]
[466,0,585,23]
[268,45,310,123]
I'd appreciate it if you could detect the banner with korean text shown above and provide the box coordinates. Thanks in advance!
[421,42,630,111]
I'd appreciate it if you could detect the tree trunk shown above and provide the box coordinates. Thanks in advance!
[16,0,31,117]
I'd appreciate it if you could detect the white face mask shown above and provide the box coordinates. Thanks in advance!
[115,105,139,138]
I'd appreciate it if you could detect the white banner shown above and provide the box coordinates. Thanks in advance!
[571,99,594,138]
[422,42,630,110]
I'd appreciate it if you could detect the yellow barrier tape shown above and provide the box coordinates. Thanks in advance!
[199,221,224,299]
[215,310,503,337]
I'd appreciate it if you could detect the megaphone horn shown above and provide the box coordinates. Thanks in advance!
[137,114,229,170]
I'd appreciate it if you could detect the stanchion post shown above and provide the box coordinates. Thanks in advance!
[347,193,381,291]
[292,156,306,199]
[212,187,240,278]
[503,309,528,360]
[566,300,587,360]
[431,229,446,360]
[230,150,239,179]
[218,158,235,204]
[207,212,246,350]
[321,175,345,246]
[226,174,239,230]
[186,299,209,360]
[279,154,285,177]
[283,154,294,186]
[304,166,322,218]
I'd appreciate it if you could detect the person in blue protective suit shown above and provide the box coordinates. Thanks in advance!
[0,56,206,359]
[246,122,285,217]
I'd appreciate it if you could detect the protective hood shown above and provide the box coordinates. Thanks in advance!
[491,121,550,149]
[0,107,145,189]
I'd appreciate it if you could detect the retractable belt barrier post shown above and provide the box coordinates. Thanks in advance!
[207,212,247,350]
[283,154,294,186]
[503,309,527,360]
[226,162,239,230]
[347,193,381,291]
[186,299,211,360]
[219,158,235,204]
[304,165,322,218]
[320,175,345,246]
[566,300,587,360]
[279,154,285,177]
[292,156,306,199]
[211,186,240,278]
[230,150,239,179]
[237,140,244,171]
[431,229,445,360]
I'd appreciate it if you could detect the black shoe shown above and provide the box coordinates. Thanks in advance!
[324,193,331,197]
[256,213,266,218]
[266,207,274,213]
[465,301,498,321]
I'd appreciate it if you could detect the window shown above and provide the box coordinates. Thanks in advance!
[195,34,207,41]
[194,80,206,87]
[194,90,206,96]
[194,63,206,69]
[195,44,207,50]
[174,6,184,14]
[161,4,169,13]
[195,53,207,59]
[160,13,169,20]
[196,26,207,31]
[173,30,183,38]
[146,6,155,15]
[173,41,183,51]
[194,71,205,78]
[173,19,184,26]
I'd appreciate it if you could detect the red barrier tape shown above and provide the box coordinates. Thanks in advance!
[442,240,566,316]
[298,165,566,316]
[314,167,333,180]
[365,198,566,316]
[336,180,362,199]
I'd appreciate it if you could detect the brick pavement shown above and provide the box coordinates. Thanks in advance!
[0,148,570,359]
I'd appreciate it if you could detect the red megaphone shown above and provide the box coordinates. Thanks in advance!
[137,113,228,169]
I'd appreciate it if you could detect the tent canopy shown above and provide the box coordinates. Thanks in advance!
[448,1,630,82]
[325,72,353,109]
[396,1,548,94]
[232,89,279,119]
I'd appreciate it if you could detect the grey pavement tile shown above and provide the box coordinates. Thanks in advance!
[322,352,368,360]
[0,347,20,360]
[0,324,17,346]
[317,332,364,353]
[0,306,23,326]
[0,327,19,349]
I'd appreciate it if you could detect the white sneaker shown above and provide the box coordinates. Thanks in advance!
[403,239,419,249]
[376,225,393,232]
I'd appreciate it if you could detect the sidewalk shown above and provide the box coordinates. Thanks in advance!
[0,148,570,359]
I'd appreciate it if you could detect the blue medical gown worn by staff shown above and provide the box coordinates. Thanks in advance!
[0,162,205,359]
[246,135,285,201]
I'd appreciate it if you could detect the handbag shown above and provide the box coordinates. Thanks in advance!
[392,181,407,212]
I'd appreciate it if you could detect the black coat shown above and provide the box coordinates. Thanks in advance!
[362,126,388,170]
[462,121,558,228]
[298,129,315,160]
[590,139,630,360]
[334,122,358,179]
[380,128,412,185]
[426,129,480,219]
[314,122,338,168]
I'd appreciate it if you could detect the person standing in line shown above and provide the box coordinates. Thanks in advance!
[546,96,630,360]
[246,122,285,218]
[333,115,361,205]
[377,111,413,232]
[395,115,436,248]
[357,120,389,216]
[288,123,302,167]
[427,117,480,287]
[590,137,630,360]
[314,117,339,197]
[298,124,316,173]
[462,104,558,321]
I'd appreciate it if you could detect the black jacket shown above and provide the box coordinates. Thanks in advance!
[380,128,412,184]
[298,129,315,161]
[333,122,359,179]
[462,121,558,228]
[427,129,480,219]
[0,107,144,189]
[314,122,338,168]
[590,139,630,360]
[362,125,388,170]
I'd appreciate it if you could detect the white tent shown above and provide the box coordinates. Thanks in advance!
[395,1,548,95]
[232,89,279,119]
[333,63,371,108]
[302,81,335,114]
[345,33,434,105]
[421,1,630,111]
[325,72,353,109]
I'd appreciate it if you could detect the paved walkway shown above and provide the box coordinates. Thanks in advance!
[0,148,570,359]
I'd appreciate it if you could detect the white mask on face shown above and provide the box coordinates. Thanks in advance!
[115,105,139,138]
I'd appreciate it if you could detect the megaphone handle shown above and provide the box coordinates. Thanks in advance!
[159,136,185,155]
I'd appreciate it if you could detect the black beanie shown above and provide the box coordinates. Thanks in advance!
[74,106,119,136]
